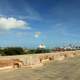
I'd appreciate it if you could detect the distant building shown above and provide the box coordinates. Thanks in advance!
[38,43,46,49]
[23,48,29,52]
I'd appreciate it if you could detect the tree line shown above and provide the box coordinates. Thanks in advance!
[0,47,52,56]
[0,46,79,56]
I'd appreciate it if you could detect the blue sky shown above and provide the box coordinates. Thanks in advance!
[0,0,80,48]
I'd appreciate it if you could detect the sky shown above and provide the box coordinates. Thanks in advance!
[0,0,80,48]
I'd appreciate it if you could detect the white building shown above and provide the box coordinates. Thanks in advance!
[38,43,46,49]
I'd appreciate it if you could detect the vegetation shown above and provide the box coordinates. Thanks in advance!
[0,47,25,56]
[0,45,80,56]
[0,47,52,56]
[26,48,52,54]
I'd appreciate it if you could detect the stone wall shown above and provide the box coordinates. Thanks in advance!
[0,50,79,68]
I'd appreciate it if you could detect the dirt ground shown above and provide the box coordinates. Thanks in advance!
[0,56,80,80]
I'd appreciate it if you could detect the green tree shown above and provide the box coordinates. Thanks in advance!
[3,47,24,55]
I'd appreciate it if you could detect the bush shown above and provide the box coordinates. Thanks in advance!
[3,47,24,55]
[26,48,51,54]
[0,47,52,56]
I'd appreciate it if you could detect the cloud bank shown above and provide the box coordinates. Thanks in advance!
[0,17,30,30]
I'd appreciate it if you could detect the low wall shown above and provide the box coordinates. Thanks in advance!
[0,50,80,68]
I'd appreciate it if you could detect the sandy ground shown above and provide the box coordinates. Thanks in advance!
[0,56,80,80]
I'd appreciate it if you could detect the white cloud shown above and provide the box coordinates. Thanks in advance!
[34,32,41,38]
[0,17,30,30]
[35,34,39,38]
